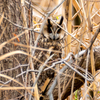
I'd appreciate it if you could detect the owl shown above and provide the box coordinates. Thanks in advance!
[43,16,65,40]
[34,16,65,100]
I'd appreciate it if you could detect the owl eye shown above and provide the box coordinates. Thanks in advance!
[47,27,52,33]
[57,28,61,33]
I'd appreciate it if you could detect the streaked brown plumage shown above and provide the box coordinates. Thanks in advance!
[34,16,65,100]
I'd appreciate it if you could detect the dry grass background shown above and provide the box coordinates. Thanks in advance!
[0,0,100,100]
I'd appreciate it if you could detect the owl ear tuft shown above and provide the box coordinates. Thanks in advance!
[47,19,52,27]
[59,16,64,25]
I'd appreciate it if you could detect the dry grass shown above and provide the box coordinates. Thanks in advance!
[0,0,100,100]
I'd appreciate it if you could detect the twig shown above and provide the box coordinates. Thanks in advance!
[0,64,29,73]
[49,18,87,48]
[32,15,49,56]
[79,25,100,67]
[47,64,68,97]
[25,0,46,17]
[63,61,93,82]
[0,69,37,88]
[44,51,94,82]
[34,54,54,86]
[72,63,93,79]
[16,70,39,78]
[29,54,54,100]
[44,53,73,71]
[48,0,66,14]
[0,81,4,84]
[49,93,54,100]
[0,14,39,33]
[47,50,94,99]
[85,49,90,100]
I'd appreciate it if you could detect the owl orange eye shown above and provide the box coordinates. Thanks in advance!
[57,28,61,33]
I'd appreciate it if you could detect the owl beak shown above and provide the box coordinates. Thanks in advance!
[53,35,55,40]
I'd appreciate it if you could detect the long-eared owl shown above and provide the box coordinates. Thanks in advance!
[34,16,65,99]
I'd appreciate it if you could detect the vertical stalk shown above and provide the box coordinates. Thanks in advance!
[90,47,96,98]
[21,0,39,100]
[67,0,72,54]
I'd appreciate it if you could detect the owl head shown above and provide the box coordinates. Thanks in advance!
[43,16,65,40]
